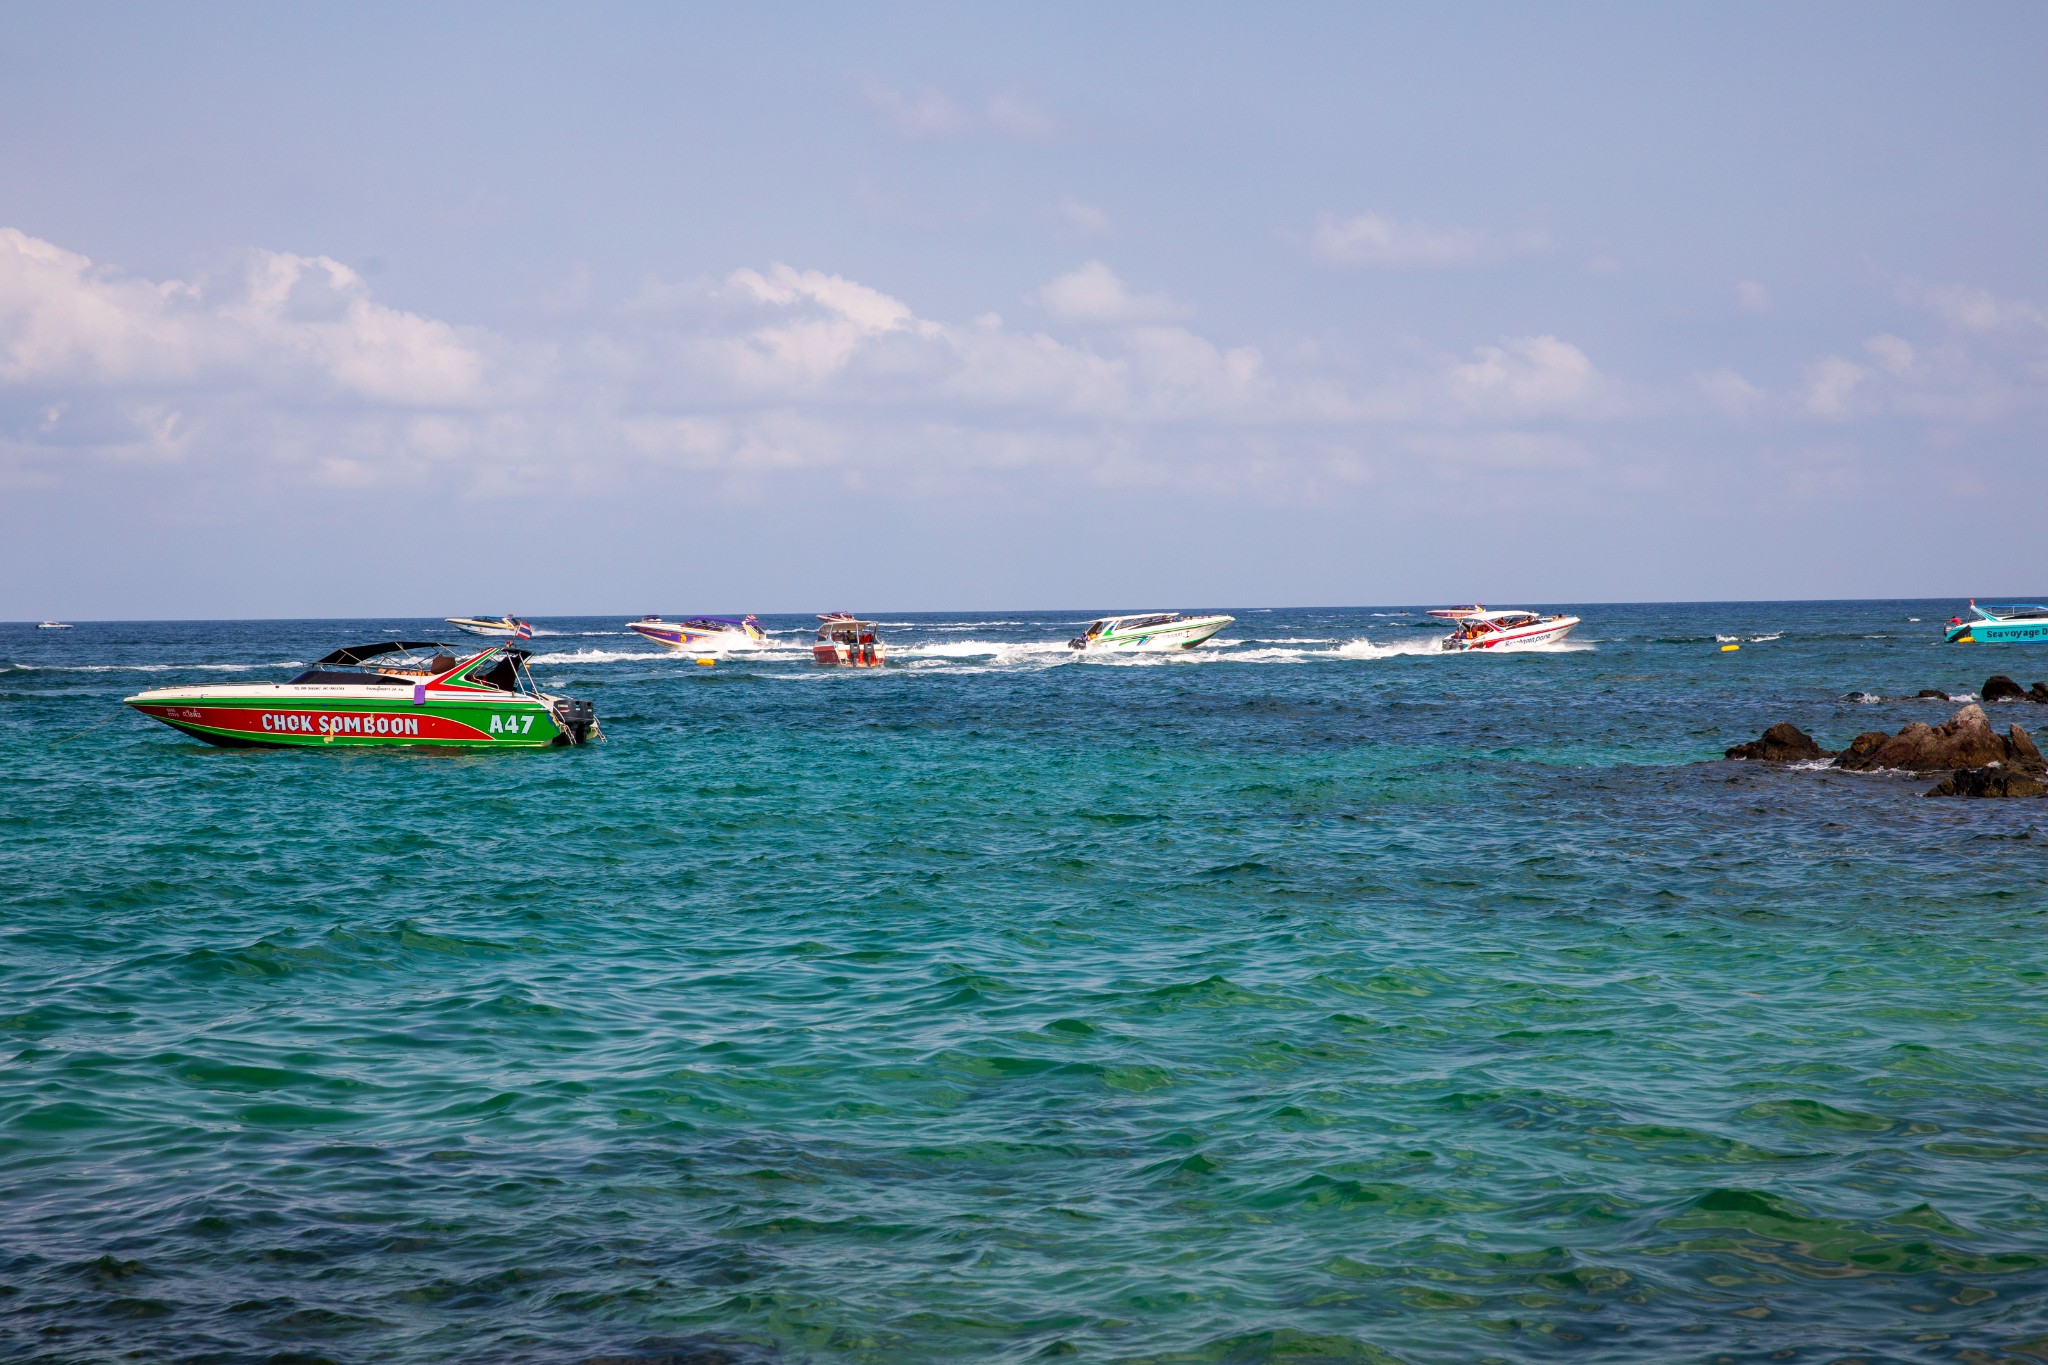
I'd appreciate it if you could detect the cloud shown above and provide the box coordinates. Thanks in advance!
[1901,279,2045,332]
[1305,211,1543,269]
[858,81,1059,141]
[1441,335,1600,417]
[1052,198,1112,236]
[1031,261,1189,326]
[0,226,485,404]
[1735,280,1772,314]
[27,224,2044,515]
[1803,355,1865,419]
[984,91,1058,140]
[1696,367,1765,415]
[1863,333,1914,375]
[857,82,969,139]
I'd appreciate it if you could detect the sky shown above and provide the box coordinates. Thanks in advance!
[2,2,2045,618]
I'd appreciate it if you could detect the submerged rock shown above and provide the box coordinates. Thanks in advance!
[1926,767,2048,799]
[2032,682,2048,703]
[1833,704,2013,773]
[1915,689,1952,700]
[1725,723,1830,762]
[1982,675,2027,703]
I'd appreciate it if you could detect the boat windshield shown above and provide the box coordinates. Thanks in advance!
[1114,614,1178,631]
[816,619,877,639]
[1984,604,2048,619]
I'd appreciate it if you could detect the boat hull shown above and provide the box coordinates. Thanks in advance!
[1442,617,1580,651]
[1946,620,2048,644]
[1073,616,1233,652]
[125,687,576,749]
[813,642,886,666]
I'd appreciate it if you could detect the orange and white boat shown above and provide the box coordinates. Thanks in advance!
[813,614,887,667]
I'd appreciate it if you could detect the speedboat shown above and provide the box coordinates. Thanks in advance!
[1945,601,2048,644]
[627,615,767,651]
[1433,605,1580,651]
[813,614,886,666]
[124,641,597,748]
[446,615,533,639]
[1068,612,1233,652]
[36,621,71,629]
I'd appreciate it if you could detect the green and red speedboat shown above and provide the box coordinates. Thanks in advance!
[124,641,598,749]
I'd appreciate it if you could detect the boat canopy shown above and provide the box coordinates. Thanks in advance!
[816,618,877,634]
[1980,604,2048,619]
[314,641,454,666]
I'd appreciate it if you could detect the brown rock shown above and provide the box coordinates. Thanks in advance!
[1915,689,1952,700]
[1983,675,2026,702]
[1725,723,1830,762]
[1840,732,1890,764]
[2031,682,2048,703]
[2010,723,2046,773]
[1926,767,2048,799]
[1833,704,2013,773]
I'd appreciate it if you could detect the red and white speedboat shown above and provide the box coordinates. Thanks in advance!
[1431,605,1580,651]
[813,614,887,667]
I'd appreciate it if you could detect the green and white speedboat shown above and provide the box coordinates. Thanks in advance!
[125,641,598,749]
[1068,612,1234,653]
[1945,601,2048,645]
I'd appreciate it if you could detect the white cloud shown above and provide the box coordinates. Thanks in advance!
[1803,355,1865,419]
[1052,198,1112,236]
[1696,367,1765,415]
[1864,333,1915,375]
[1031,261,1188,325]
[1442,335,1599,416]
[1735,280,1772,314]
[859,81,1059,141]
[25,224,2042,513]
[1903,280,2045,332]
[858,81,970,139]
[984,91,1058,140]
[1305,211,1542,269]
[0,227,485,405]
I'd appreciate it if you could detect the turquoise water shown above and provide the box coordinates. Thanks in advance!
[3,602,2046,1363]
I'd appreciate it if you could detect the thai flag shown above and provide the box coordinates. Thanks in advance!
[516,620,534,640]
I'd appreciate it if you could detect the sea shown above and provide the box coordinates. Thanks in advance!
[2,600,2045,1364]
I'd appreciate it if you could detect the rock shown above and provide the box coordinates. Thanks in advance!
[1915,689,1951,700]
[2031,682,2048,703]
[1833,704,2013,773]
[1725,722,1830,762]
[2010,723,2046,773]
[1926,766,2048,799]
[1839,732,1891,765]
[1983,675,2026,702]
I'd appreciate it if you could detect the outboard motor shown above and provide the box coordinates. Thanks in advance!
[550,698,598,744]
[1068,636,1089,649]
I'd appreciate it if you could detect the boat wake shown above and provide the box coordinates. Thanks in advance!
[523,632,1597,671]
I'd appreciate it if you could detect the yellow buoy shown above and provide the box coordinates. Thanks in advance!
[1721,643,1740,652]
[696,656,716,667]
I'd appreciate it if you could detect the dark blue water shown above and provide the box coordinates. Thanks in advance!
[3,601,2046,1363]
